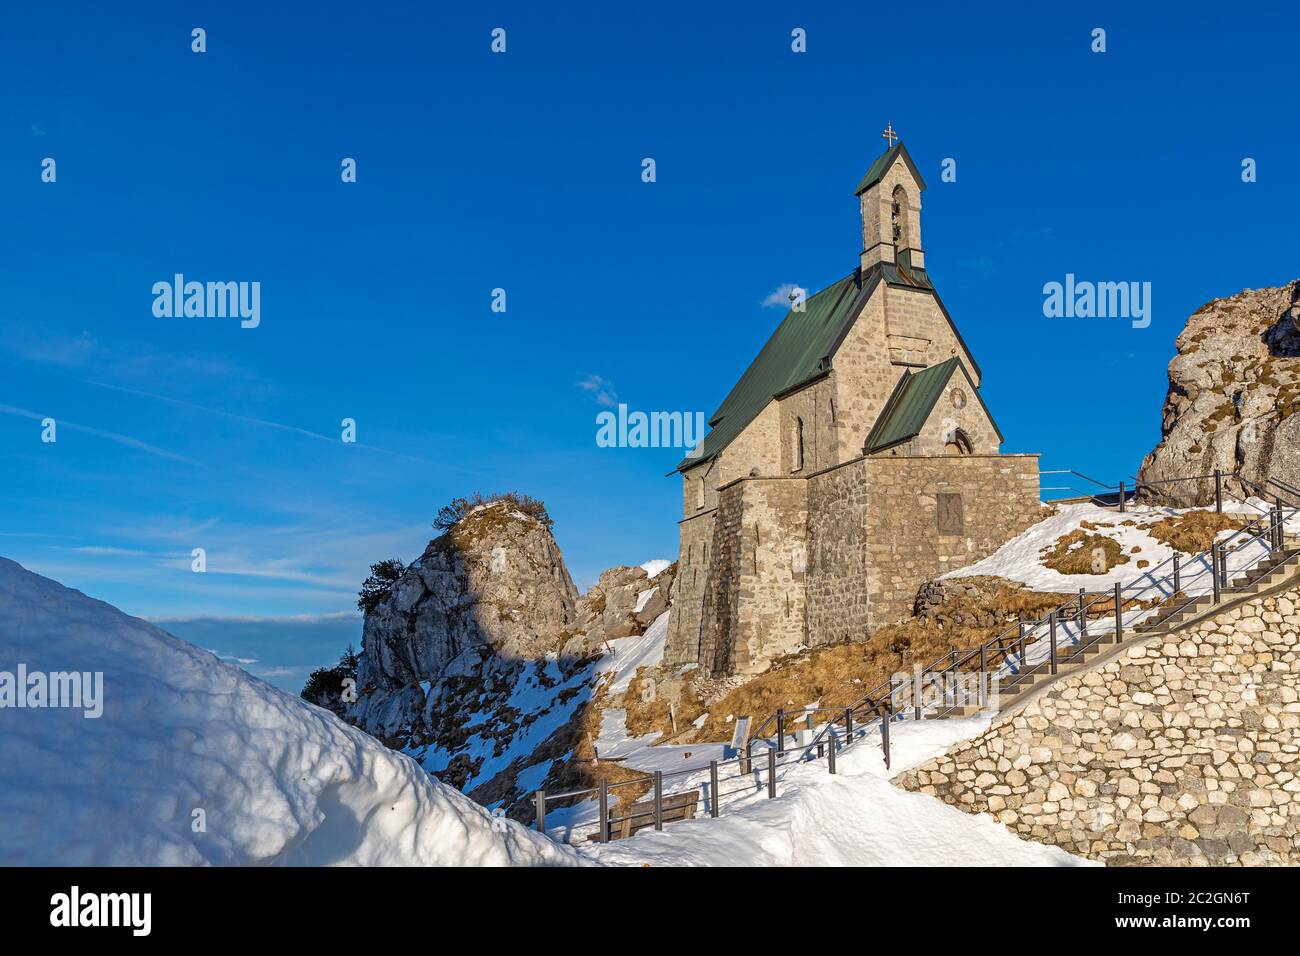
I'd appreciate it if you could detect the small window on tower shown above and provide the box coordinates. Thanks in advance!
[792,417,805,472]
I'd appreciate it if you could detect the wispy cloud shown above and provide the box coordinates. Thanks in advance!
[761,283,804,308]
[12,330,97,367]
[160,610,360,625]
[0,402,199,466]
[576,374,618,408]
[205,648,260,665]
[88,381,475,472]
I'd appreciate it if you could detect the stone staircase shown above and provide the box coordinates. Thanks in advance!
[981,535,1300,716]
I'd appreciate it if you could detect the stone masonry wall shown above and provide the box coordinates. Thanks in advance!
[688,478,810,676]
[898,581,1300,866]
[778,376,837,477]
[882,285,975,379]
[697,484,743,676]
[862,454,1041,626]
[662,509,714,668]
[806,461,871,646]
[732,478,809,673]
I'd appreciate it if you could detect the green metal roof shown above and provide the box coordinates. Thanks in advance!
[853,141,927,196]
[863,357,1003,454]
[673,257,985,473]
[675,270,875,472]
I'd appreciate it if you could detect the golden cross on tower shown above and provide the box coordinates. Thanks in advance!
[882,122,898,148]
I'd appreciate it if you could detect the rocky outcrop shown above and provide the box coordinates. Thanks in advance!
[358,502,579,687]
[562,564,676,660]
[349,501,581,737]
[344,497,675,817]
[1138,281,1300,505]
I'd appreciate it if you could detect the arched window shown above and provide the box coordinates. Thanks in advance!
[891,185,911,253]
[944,428,973,456]
[791,417,805,472]
[696,477,706,510]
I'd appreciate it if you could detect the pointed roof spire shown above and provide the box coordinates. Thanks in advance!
[853,139,926,196]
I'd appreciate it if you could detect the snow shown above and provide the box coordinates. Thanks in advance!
[579,714,1090,866]
[597,609,670,694]
[640,559,671,578]
[0,557,583,867]
[548,610,1085,866]
[446,656,594,793]
[634,586,659,613]
[946,499,1277,593]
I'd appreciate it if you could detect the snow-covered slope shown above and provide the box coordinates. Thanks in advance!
[580,715,1091,867]
[0,558,582,867]
[945,499,1273,592]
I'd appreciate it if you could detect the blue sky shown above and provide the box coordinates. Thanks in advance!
[2,2,1297,690]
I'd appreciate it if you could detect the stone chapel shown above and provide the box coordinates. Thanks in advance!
[663,140,1042,676]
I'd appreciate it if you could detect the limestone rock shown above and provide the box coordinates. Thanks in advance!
[349,500,580,733]
[1138,281,1300,504]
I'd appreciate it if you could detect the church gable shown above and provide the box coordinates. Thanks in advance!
[863,358,1002,457]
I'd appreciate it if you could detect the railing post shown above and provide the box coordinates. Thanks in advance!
[1078,587,1087,640]
[767,748,776,799]
[709,761,719,818]
[1274,504,1284,551]
[845,707,854,741]
[827,732,837,774]
[653,770,664,831]
[881,703,891,771]
[1114,582,1123,643]
[1118,480,1126,514]
[534,790,547,835]
[1215,469,1223,514]
[598,781,609,843]
[1049,611,1058,675]
[740,740,751,776]
[1017,614,1026,669]
[776,708,785,757]
[1173,553,1181,594]
[949,647,958,706]
[1212,545,1222,603]
[979,643,988,706]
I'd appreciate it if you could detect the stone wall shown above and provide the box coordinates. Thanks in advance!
[806,461,871,646]
[688,477,810,676]
[697,483,744,675]
[777,376,837,477]
[882,284,975,379]
[898,580,1300,866]
[662,508,714,668]
[831,292,900,461]
[732,478,809,672]
[862,454,1041,625]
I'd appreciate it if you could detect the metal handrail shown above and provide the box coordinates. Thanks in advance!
[1039,469,1120,490]
[540,472,1300,844]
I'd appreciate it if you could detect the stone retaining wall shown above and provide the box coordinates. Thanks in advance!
[898,581,1300,865]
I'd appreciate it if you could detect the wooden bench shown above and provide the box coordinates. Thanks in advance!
[587,790,700,841]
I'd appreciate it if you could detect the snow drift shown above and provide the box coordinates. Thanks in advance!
[0,558,581,867]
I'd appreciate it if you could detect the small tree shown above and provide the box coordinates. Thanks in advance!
[300,644,361,718]
[433,491,553,531]
[357,558,405,614]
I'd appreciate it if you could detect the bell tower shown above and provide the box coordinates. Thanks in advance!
[854,129,926,274]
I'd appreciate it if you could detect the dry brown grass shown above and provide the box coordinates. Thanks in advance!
[624,672,706,739]
[1041,530,1130,575]
[639,578,1080,743]
[1144,511,1249,554]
